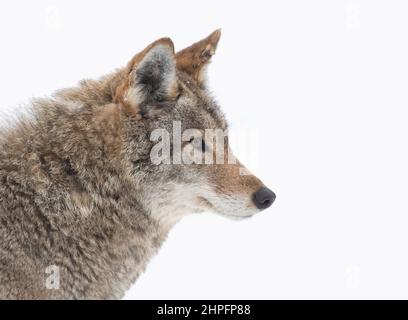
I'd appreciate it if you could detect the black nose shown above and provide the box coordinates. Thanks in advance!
[253,187,276,210]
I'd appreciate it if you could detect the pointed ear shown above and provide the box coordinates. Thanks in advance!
[176,29,221,85]
[115,38,178,115]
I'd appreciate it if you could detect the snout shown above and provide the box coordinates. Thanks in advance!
[252,187,276,210]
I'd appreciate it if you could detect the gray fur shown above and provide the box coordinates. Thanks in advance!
[0,33,271,299]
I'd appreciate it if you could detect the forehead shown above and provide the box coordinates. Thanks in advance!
[176,71,228,131]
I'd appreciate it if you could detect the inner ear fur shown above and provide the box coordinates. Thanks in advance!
[115,38,178,115]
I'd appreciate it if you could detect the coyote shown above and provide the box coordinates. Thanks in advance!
[0,30,276,299]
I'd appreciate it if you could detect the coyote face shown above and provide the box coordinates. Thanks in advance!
[114,30,276,225]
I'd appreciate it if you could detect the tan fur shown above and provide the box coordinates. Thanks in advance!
[0,30,274,299]
[176,29,221,84]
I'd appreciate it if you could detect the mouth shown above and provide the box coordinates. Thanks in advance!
[197,196,215,210]
[222,213,255,220]
[197,197,256,220]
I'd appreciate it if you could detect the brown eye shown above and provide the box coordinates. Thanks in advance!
[189,137,207,153]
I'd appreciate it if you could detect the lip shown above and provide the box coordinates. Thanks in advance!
[197,197,215,210]
[222,213,255,220]
[198,197,257,219]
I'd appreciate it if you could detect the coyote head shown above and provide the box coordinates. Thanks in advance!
[113,30,276,226]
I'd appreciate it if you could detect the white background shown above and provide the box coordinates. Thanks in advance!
[0,0,407,299]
